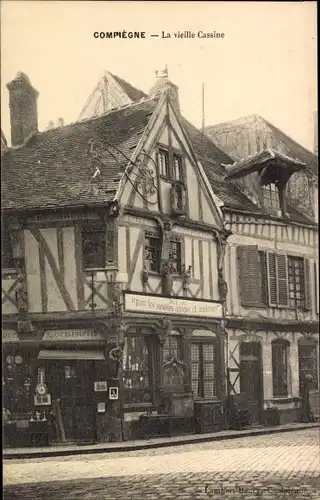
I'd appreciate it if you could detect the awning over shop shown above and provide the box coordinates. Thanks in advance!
[37,350,105,360]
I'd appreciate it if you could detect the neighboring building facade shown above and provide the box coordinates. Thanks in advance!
[2,72,230,444]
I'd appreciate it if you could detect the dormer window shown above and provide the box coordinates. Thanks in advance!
[262,182,281,210]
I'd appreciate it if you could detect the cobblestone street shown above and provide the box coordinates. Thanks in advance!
[3,429,320,499]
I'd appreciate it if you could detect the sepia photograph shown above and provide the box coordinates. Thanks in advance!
[1,1,319,499]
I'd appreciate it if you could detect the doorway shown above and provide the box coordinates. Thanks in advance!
[239,342,263,424]
[47,361,96,442]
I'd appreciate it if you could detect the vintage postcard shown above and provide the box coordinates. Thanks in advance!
[2,1,318,499]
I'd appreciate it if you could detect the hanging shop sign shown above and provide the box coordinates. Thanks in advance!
[124,293,223,318]
[109,387,119,400]
[42,329,104,342]
[94,381,108,392]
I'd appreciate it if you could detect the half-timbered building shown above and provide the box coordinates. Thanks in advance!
[76,71,319,426]
[2,72,230,444]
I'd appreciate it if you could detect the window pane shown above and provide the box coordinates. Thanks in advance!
[169,240,182,274]
[288,257,305,309]
[163,336,179,362]
[272,342,288,397]
[122,337,151,404]
[191,345,200,397]
[145,233,161,273]
[159,150,169,177]
[82,228,106,269]
[203,380,215,398]
[262,183,280,210]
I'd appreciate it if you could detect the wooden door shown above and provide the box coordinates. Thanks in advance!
[240,342,262,424]
[47,361,96,441]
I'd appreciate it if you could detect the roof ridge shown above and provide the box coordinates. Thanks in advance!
[20,96,158,140]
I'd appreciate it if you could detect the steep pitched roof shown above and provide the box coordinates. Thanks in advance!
[109,72,147,102]
[205,114,318,176]
[181,117,315,225]
[1,98,158,211]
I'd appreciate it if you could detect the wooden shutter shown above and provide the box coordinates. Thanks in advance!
[276,254,289,307]
[267,252,277,306]
[304,258,311,310]
[106,222,117,264]
[267,252,288,307]
[237,245,262,307]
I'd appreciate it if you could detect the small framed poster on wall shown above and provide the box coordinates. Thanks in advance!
[109,387,118,400]
[97,402,106,413]
[34,394,52,406]
[94,381,107,392]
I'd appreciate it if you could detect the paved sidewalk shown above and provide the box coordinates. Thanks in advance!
[3,421,319,459]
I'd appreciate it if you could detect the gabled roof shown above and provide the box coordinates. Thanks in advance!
[108,72,147,102]
[205,114,318,176]
[1,98,158,211]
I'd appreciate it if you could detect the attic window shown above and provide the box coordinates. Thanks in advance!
[262,183,280,211]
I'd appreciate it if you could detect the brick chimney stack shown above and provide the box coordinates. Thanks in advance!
[6,72,39,147]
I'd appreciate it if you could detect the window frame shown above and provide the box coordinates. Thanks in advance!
[1,219,16,270]
[122,335,153,407]
[81,224,107,271]
[272,339,289,398]
[157,148,170,179]
[287,256,306,310]
[262,182,281,211]
[172,152,184,182]
[190,341,217,400]
[298,340,318,392]
[144,230,161,274]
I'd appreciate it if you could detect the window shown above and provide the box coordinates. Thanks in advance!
[162,334,181,363]
[3,350,33,416]
[272,340,289,397]
[82,226,106,269]
[237,246,311,310]
[144,231,161,273]
[173,153,183,181]
[298,341,318,392]
[1,220,15,269]
[288,257,306,309]
[262,183,280,210]
[169,239,182,274]
[158,149,169,177]
[191,343,216,398]
[122,336,152,405]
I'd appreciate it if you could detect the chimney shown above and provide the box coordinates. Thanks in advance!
[6,72,39,147]
[57,117,64,127]
[149,70,181,116]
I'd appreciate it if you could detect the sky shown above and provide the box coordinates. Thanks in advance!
[1,1,317,151]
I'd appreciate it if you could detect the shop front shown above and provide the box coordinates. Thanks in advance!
[2,326,122,447]
[120,292,226,440]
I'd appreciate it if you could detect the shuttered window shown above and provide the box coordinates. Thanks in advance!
[237,245,265,307]
[267,253,289,307]
[272,340,289,397]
